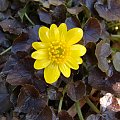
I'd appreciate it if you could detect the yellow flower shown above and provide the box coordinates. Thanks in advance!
[31,23,86,84]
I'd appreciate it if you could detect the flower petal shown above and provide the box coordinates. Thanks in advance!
[39,26,50,42]
[76,57,83,64]
[31,49,48,60]
[44,63,60,84]
[58,23,67,41]
[59,63,71,78]
[66,28,83,45]
[32,42,48,50]
[34,59,50,70]
[50,24,60,41]
[65,57,79,70]
[71,44,86,56]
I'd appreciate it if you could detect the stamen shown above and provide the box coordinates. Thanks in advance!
[48,41,70,64]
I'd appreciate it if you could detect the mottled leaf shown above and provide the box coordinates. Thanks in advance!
[67,81,86,102]
[58,110,74,120]
[86,114,100,120]
[0,18,24,35]
[48,0,64,6]
[15,84,48,113]
[113,52,120,72]
[83,17,101,45]
[65,16,81,30]
[95,40,111,73]
[103,110,119,120]
[95,0,120,21]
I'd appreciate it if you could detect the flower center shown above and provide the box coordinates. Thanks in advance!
[48,41,70,64]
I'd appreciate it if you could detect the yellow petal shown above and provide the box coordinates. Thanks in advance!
[50,24,60,41]
[66,28,83,45]
[31,49,48,60]
[65,57,79,70]
[44,63,60,84]
[71,44,86,56]
[39,26,50,42]
[58,23,67,41]
[34,59,50,70]
[76,57,83,64]
[32,42,48,50]
[59,63,71,78]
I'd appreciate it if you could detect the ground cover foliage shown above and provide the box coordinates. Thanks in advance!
[0,0,120,120]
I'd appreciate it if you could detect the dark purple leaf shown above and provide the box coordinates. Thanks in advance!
[83,17,102,45]
[11,25,40,54]
[0,30,10,48]
[26,106,54,120]
[47,88,62,100]
[88,66,120,96]
[0,94,11,113]
[95,40,111,73]
[85,43,97,67]
[95,0,120,21]
[0,18,24,35]
[80,0,97,14]
[15,84,48,113]
[67,7,83,15]
[0,10,11,21]
[65,16,81,30]
[11,33,29,54]
[58,110,74,120]
[0,0,9,12]
[6,56,34,85]
[52,5,67,25]
[67,81,86,102]
[38,8,52,24]
[0,80,12,113]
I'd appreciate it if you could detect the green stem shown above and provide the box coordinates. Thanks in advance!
[0,46,12,56]
[108,22,120,28]
[25,13,35,26]
[110,34,120,41]
[58,86,67,113]
[75,101,84,120]
[85,96,100,114]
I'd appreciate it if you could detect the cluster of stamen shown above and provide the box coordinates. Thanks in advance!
[48,41,70,64]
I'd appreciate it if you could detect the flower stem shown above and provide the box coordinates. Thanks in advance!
[75,101,84,120]
[0,46,12,56]
[85,96,100,114]
[58,86,67,113]
[110,34,120,41]
[25,13,35,26]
